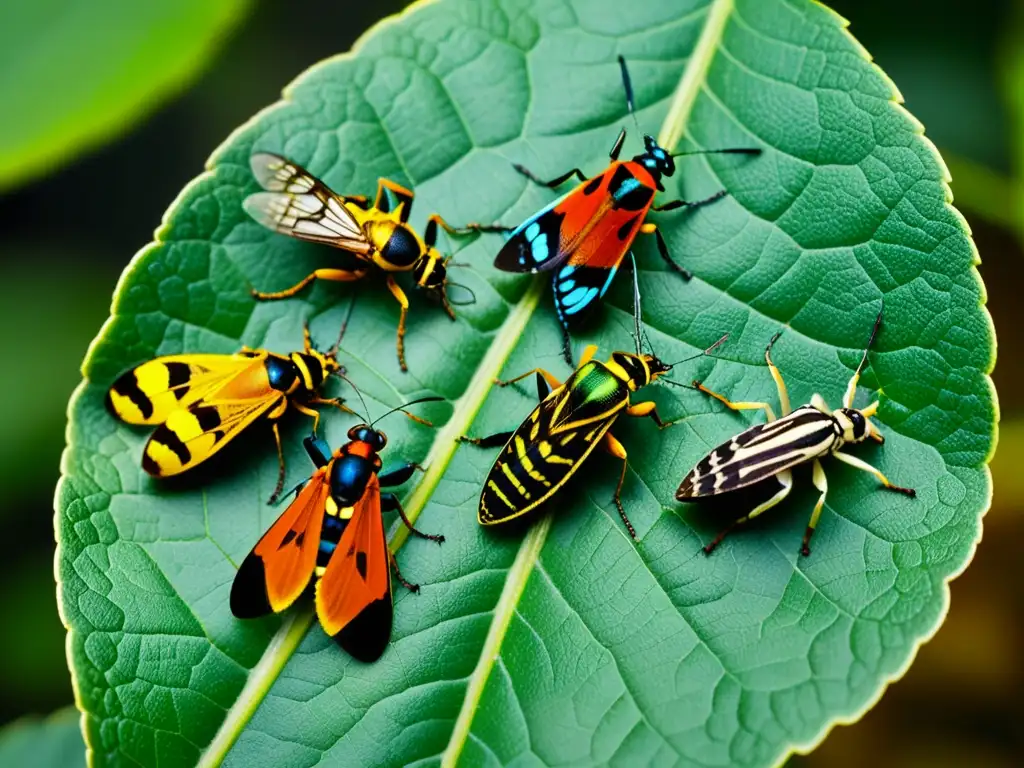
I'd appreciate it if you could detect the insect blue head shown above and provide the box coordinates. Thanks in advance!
[633,134,675,183]
[347,424,387,451]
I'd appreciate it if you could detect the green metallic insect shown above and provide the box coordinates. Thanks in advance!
[677,308,916,557]
[460,263,725,537]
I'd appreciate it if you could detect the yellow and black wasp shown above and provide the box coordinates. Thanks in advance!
[106,324,353,503]
[244,152,474,372]
[460,263,725,538]
[677,307,916,556]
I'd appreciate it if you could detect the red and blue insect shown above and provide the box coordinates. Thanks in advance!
[488,57,760,363]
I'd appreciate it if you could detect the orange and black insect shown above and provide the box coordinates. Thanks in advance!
[244,153,474,372]
[230,397,444,662]
[106,324,352,503]
[482,56,759,364]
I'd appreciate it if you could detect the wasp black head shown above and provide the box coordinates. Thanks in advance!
[347,424,387,451]
[413,251,447,291]
[633,134,675,185]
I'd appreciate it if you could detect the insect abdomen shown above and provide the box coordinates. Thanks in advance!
[677,406,838,498]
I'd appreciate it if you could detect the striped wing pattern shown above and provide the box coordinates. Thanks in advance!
[244,153,371,253]
[677,406,839,498]
[479,362,628,523]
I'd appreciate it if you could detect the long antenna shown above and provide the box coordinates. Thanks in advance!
[630,252,642,356]
[671,147,762,158]
[665,333,729,367]
[333,371,371,423]
[617,55,642,134]
[328,291,358,358]
[371,396,445,427]
[843,304,884,408]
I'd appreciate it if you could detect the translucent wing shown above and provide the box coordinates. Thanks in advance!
[231,469,331,617]
[315,474,392,661]
[244,153,371,253]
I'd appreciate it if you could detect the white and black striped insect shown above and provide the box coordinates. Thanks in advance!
[676,309,915,556]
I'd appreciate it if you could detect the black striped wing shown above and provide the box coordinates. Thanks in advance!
[676,406,839,498]
[479,362,629,524]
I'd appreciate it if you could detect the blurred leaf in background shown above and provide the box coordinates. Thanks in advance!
[0,0,252,192]
[0,707,84,768]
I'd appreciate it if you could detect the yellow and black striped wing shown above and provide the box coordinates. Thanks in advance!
[244,153,371,254]
[142,391,284,477]
[479,363,629,524]
[107,354,255,426]
[676,406,839,499]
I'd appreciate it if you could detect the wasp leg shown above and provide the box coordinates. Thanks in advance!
[691,382,777,423]
[512,163,588,189]
[381,492,444,543]
[384,275,411,372]
[626,400,679,429]
[831,451,916,497]
[252,268,366,300]
[375,179,415,223]
[378,462,421,487]
[704,469,794,555]
[267,422,287,506]
[601,432,638,540]
[292,401,323,435]
[639,222,692,281]
[651,190,729,213]
[802,459,829,557]
[494,367,563,391]
[388,550,420,593]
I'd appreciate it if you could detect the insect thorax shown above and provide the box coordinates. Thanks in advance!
[366,219,424,270]
[329,453,376,506]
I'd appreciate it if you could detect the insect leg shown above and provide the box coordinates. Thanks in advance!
[341,194,369,210]
[639,222,692,280]
[388,551,420,593]
[378,462,422,487]
[384,275,411,372]
[512,163,588,189]
[626,400,678,428]
[802,459,829,556]
[252,268,365,300]
[601,432,638,539]
[764,332,791,416]
[381,492,445,543]
[457,431,515,448]
[691,382,777,423]
[831,451,916,497]
[267,422,287,505]
[495,367,563,391]
[651,190,728,213]
[375,179,415,223]
[426,214,512,239]
[292,401,323,435]
[703,469,794,554]
[609,128,627,161]
[308,396,357,419]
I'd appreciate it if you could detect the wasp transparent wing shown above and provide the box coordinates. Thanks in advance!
[245,153,371,253]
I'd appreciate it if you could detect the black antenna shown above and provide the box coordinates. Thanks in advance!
[371,396,445,427]
[617,56,642,134]
[855,305,884,380]
[630,252,642,356]
[445,281,478,306]
[665,333,729,367]
[671,147,762,159]
[328,291,358,358]
[333,371,371,424]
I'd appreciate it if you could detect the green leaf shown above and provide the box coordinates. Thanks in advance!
[0,708,85,768]
[0,0,250,191]
[55,1,996,766]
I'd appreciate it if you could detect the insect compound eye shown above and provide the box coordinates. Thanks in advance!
[374,431,387,449]
[347,426,361,440]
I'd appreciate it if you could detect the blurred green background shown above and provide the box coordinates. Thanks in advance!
[0,0,1017,764]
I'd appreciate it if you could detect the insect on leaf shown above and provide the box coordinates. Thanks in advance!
[56,1,996,766]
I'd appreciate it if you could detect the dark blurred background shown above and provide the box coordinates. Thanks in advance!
[0,1,1018,765]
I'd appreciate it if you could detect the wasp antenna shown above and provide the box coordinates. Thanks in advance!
[844,303,884,408]
[660,378,701,391]
[371,396,445,428]
[329,292,359,358]
[445,281,478,306]
[617,55,642,134]
[629,252,644,356]
[671,147,762,158]
[666,333,729,367]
